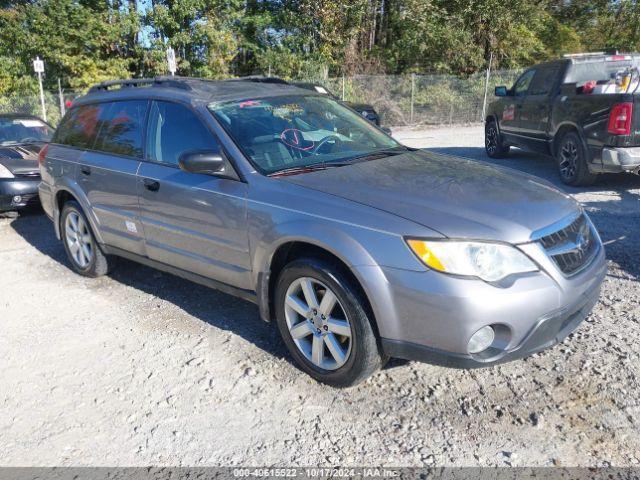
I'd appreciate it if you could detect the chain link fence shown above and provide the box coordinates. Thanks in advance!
[0,90,79,127]
[0,70,522,128]
[322,70,522,127]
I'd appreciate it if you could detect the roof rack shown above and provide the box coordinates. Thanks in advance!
[87,77,194,93]
[226,76,289,85]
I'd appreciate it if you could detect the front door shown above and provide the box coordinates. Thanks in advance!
[518,66,561,152]
[500,69,536,144]
[137,100,251,289]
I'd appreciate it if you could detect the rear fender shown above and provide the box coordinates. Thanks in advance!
[52,180,104,244]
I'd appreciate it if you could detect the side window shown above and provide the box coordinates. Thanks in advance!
[513,70,536,96]
[53,104,103,148]
[93,100,147,158]
[529,67,560,96]
[146,101,219,166]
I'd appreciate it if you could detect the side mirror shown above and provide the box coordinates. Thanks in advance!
[381,126,392,135]
[179,150,226,176]
[495,86,509,97]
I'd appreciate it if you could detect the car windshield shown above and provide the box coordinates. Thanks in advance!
[0,117,53,145]
[209,95,400,174]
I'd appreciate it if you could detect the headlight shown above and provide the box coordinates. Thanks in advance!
[0,164,14,179]
[406,239,537,282]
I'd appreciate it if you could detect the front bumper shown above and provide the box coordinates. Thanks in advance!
[358,241,607,368]
[0,177,41,211]
[600,146,640,173]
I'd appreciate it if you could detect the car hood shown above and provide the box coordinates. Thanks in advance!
[0,143,41,175]
[280,150,579,243]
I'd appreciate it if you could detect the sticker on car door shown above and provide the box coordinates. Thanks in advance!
[503,104,515,121]
[125,220,138,234]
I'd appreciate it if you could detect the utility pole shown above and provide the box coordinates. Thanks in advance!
[410,73,415,125]
[481,51,494,123]
[33,56,47,122]
[166,47,176,76]
[58,78,65,117]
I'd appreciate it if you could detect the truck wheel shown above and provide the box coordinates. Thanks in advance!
[60,201,111,277]
[274,257,385,388]
[485,120,510,158]
[556,132,598,186]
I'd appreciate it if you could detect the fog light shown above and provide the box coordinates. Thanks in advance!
[12,195,22,204]
[468,326,495,354]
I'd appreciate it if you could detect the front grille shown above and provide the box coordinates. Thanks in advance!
[539,214,599,275]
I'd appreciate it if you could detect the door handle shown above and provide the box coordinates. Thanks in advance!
[143,178,160,192]
[80,166,91,175]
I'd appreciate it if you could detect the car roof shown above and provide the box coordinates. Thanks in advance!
[75,76,318,107]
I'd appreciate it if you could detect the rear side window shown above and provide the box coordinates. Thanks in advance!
[529,67,560,95]
[93,100,147,158]
[53,104,103,148]
[146,101,219,166]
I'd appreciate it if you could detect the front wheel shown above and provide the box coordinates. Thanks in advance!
[556,132,598,186]
[485,120,510,158]
[275,258,384,387]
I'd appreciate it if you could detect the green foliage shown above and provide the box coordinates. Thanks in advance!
[1,0,640,95]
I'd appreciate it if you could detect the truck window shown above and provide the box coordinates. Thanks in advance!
[529,67,561,95]
[513,70,535,96]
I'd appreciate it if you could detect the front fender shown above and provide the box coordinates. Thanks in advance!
[253,219,382,286]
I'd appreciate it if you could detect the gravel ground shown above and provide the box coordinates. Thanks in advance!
[1,125,639,467]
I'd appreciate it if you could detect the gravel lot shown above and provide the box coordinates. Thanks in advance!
[1,125,639,467]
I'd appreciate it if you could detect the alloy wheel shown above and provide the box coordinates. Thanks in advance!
[485,125,498,155]
[65,211,93,268]
[284,277,352,370]
[559,140,578,180]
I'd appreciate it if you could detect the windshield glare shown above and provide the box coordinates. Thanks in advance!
[209,95,399,174]
[0,117,53,145]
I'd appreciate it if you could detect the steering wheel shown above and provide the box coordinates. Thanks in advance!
[312,135,342,155]
[20,137,39,143]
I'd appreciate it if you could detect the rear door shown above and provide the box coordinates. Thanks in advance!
[137,100,251,289]
[518,65,562,151]
[77,100,148,255]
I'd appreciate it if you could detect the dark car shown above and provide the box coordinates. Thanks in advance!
[486,52,640,186]
[0,114,53,212]
[292,82,381,125]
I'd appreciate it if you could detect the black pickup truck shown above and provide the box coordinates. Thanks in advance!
[486,53,640,185]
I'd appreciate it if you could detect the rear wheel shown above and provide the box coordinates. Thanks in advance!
[275,258,384,387]
[60,201,111,277]
[485,120,510,158]
[556,132,598,186]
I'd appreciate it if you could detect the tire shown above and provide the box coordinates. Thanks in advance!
[485,120,510,158]
[275,258,384,387]
[60,200,111,277]
[555,131,598,186]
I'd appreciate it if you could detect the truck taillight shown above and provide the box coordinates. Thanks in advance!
[38,143,49,165]
[608,102,633,135]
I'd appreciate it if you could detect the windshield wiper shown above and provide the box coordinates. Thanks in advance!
[268,146,412,177]
[342,146,411,163]
[268,162,352,177]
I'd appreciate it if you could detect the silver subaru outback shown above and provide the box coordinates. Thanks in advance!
[38,77,606,387]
